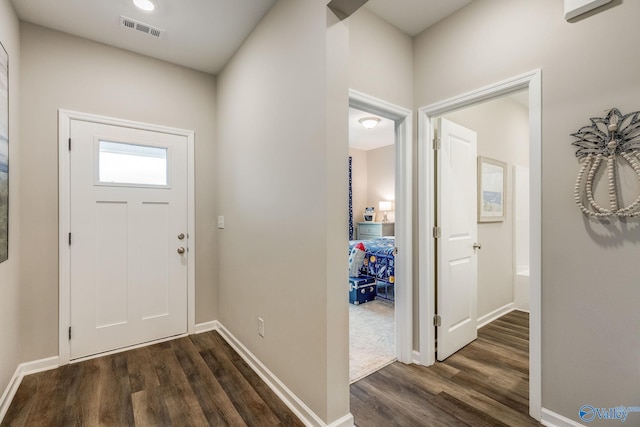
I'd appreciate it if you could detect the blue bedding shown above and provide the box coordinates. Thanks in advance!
[348,236,395,285]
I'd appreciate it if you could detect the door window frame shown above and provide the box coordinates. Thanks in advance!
[58,110,196,364]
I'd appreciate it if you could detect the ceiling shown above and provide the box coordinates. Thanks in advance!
[10,0,474,75]
[349,108,395,151]
[364,0,474,36]
[10,0,278,74]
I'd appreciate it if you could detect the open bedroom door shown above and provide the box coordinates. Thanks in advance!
[435,118,479,361]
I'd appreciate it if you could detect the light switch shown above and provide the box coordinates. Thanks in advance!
[217,216,225,229]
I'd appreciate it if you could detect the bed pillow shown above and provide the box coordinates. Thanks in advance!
[348,242,366,277]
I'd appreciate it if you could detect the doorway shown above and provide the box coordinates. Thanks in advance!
[58,110,196,364]
[418,70,542,420]
[348,90,413,371]
[348,106,396,381]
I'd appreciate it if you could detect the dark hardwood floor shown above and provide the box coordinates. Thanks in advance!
[3,311,539,427]
[351,310,541,427]
[1,331,304,427]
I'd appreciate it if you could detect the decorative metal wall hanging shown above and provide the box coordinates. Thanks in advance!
[572,108,640,218]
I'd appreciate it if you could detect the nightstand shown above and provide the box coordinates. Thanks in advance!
[357,222,394,240]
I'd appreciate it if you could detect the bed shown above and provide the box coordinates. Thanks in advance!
[349,236,395,301]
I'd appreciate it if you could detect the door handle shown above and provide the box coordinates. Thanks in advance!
[473,242,482,250]
[177,247,185,254]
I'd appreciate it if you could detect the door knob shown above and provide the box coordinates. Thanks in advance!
[178,233,185,240]
[473,242,482,250]
[177,247,185,254]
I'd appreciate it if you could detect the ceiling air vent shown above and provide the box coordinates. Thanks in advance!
[120,16,165,39]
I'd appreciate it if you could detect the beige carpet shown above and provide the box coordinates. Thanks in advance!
[349,298,395,383]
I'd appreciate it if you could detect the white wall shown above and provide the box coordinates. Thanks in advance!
[216,0,350,423]
[348,7,413,109]
[350,144,395,231]
[366,144,395,222]
[347,7,415,344]
[19,23,218,361]
[444,97,528,319]
[0,0,20,405]
[415,0,640,423]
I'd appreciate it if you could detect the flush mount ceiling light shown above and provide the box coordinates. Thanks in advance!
[359,117,381,129]
[133,0,155,12]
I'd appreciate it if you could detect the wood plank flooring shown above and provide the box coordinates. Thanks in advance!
[351,310,541,427]
[3,311,539,427]
[1,332,304,427]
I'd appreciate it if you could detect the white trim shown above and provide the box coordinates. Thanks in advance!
[195,320,220,334]
[216,323,354,427]
[541,408,586,427]
[58,109,196,364]
[349,89,413,364]
[0,356,59,423]
[327,414,356,427]
[477,303,515,329]
[417,69,543,421]
[412,350,421,365]
[564,0,612,20]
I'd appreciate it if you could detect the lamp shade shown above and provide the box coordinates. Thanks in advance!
[379,201,392,211]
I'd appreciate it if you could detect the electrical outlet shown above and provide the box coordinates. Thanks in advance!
[258,317,265,338]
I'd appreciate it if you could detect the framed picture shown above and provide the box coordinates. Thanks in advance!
[478,156,506,222]
[0,42,7,263]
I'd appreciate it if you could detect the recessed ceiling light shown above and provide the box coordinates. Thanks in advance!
[133,0,155,12]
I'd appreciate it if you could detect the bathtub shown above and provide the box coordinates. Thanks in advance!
[515,268,530,311]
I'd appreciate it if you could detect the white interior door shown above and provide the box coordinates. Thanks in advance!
[436,118,478,361]
[69,119,188,360]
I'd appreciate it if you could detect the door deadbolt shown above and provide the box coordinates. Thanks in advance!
[178,233,185,240]
[177,247,186,254]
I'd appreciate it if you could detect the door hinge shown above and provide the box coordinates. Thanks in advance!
[68,138,71,151]
[433,226,441,239]
[433,129,440,150]
[68,326,72,340]
[394,246,398,256]
[434,315,441,327]
[68,232,72,245]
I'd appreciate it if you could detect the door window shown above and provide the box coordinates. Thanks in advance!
[96,140,169,187]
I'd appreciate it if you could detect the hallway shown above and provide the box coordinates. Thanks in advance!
[351,311,540,426]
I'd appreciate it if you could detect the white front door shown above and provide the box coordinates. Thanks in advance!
[436,118,478,361]
[69,119,188,360]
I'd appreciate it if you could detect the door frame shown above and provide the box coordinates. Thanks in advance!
[349,89,413,363]
[417,69,542,420]
[58,109,196,364]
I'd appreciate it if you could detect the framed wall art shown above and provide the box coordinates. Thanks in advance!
[478,156,506,223]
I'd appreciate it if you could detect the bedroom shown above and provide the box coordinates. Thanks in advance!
[347,107,396,382]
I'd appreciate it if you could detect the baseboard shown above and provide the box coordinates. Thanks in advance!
[477,302,515,329]
[0,356,59,423]
[195,320,220,334]
[0,366,22,423]
[412,349,422,365]
[541,408,585,427]
[216,323,354,427]
[327,413,355,427]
